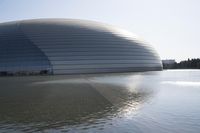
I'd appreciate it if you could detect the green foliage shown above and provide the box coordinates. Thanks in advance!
[163,58,200,69]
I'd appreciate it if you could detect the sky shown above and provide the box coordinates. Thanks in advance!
[0,0,199,62]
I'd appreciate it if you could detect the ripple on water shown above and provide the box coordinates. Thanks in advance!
[0,70,200,132]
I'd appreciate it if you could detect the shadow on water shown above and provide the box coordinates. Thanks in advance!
[0,72,160,132]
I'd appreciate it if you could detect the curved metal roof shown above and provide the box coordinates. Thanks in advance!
[0,19,162,75]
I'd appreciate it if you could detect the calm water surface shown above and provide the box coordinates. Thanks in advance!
[0,70,200,133]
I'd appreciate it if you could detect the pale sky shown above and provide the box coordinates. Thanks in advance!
[0,0,199,62]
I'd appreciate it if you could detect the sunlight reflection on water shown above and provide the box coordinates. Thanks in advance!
[162,81,200,87]
[0,70,200,133]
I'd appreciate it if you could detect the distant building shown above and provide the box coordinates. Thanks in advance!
[162,59,176,65]
[162,59,176,69]
[0,19,162,75]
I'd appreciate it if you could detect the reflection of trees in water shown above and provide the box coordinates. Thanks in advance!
[0,75,154,132]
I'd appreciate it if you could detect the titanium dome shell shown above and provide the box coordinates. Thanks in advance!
[0,19,162,75]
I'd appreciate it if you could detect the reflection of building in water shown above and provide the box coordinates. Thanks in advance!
[0,74,154,132]
[0,19,162,76]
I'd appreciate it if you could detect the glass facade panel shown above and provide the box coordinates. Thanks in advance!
[0,24,52,75]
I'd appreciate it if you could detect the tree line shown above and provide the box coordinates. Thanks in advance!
[163,58,200,69]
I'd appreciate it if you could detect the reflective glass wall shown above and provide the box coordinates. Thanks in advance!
[0,22,52,76]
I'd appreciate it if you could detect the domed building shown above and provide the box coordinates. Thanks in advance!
[0,19,162,75]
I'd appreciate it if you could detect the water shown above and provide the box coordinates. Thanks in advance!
[0,70,200,133]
